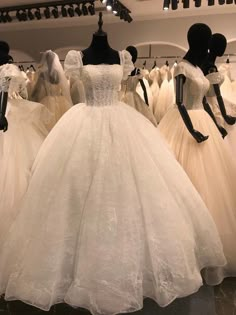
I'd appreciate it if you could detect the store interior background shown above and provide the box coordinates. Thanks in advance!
[0,0,236,78]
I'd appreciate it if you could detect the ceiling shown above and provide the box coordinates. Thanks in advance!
[0,0,236,30]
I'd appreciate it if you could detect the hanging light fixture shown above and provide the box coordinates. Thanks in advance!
[44,7,50,18]
[68,5,75,17]
[75,4,82,16]
[28,9,34,20]
[51,6,59,18]
[171,0,178,10]
[82,3,88,15]
[182,0,190,8]
[88,2,95,15]
[208,0,214,5]
[61,5,67,17]
[163,0,170,10]
[106,0,113,11]
[34,8,41,20]
[194,0,201,6]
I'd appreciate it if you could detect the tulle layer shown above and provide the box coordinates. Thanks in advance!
[0,103,225,314]
[121,92,157,126]
[0,99,49,245]
[159,108,236,277]
[40,95,71,130]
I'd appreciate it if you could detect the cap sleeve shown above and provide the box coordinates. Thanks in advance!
[120,50,134,80]
[206,72,224,86]
[64,50,83,79]
[173,62,187,78]
[0,64,27,94]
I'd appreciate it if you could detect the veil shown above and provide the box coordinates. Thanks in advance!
[31,50,72,105]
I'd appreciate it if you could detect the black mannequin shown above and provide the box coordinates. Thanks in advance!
[0,41,12,132]
[202,33,236,127]
[82,12,120,65]
[175,23,212,143]
[126,45,149,106]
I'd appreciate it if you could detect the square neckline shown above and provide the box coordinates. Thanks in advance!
[79,51,123,68]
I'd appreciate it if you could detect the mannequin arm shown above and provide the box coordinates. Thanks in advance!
[202,96,227,138]
[138,78,149,106]
[0,91,8,132]
[213,83,236,125]
[176,74,208,143]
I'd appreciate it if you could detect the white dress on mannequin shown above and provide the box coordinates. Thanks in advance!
[136,69,153,111]
[159,60,236,278]
[31,50,72,130]
[0,63,50,243]
[154,65,174,123]
[149,67,160,119]
[0,51,225,315]
[120,74,157,126]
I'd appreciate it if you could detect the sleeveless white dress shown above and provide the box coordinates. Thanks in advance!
[0,64,50,243]
[154,65,174,124]
[159,60,236,278]
[0,52,225,315]
[120,75,157,126]
[149,67,160,119]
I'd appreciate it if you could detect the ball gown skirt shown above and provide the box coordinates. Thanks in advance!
[0,99,49,245]
[159,107,236,278]
[0,101,226,315]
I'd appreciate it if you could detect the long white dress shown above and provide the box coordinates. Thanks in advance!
[0,51,226,315]
[136,69,154,111]
[0,64,50,243]
[149,67,160,118]
[31,51,72,130]
[158,60,236,278]
[154,65,174,124]
[120,75,157,126]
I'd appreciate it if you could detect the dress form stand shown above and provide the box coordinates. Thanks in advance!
[82,12,120,65]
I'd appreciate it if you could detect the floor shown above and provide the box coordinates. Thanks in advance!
[0,278,235,315]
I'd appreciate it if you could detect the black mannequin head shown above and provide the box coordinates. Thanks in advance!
[0,41,9,54]
[126,46,138,64]
[0,40,12,66]
[184,23,212,67]
[210,33,227,58]
[201,33,227,74]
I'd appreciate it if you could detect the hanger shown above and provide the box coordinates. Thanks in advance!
[152,59,157,69]
[19,65,24,71]
[30,64,36,71]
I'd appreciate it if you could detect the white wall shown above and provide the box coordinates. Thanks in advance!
[1,13,236,62]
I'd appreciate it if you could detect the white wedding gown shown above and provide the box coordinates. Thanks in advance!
[0,64,50,244]
[159,60,236,277]
[0,51,225,315]
[120,74,157,126]
[31,51,72,130]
